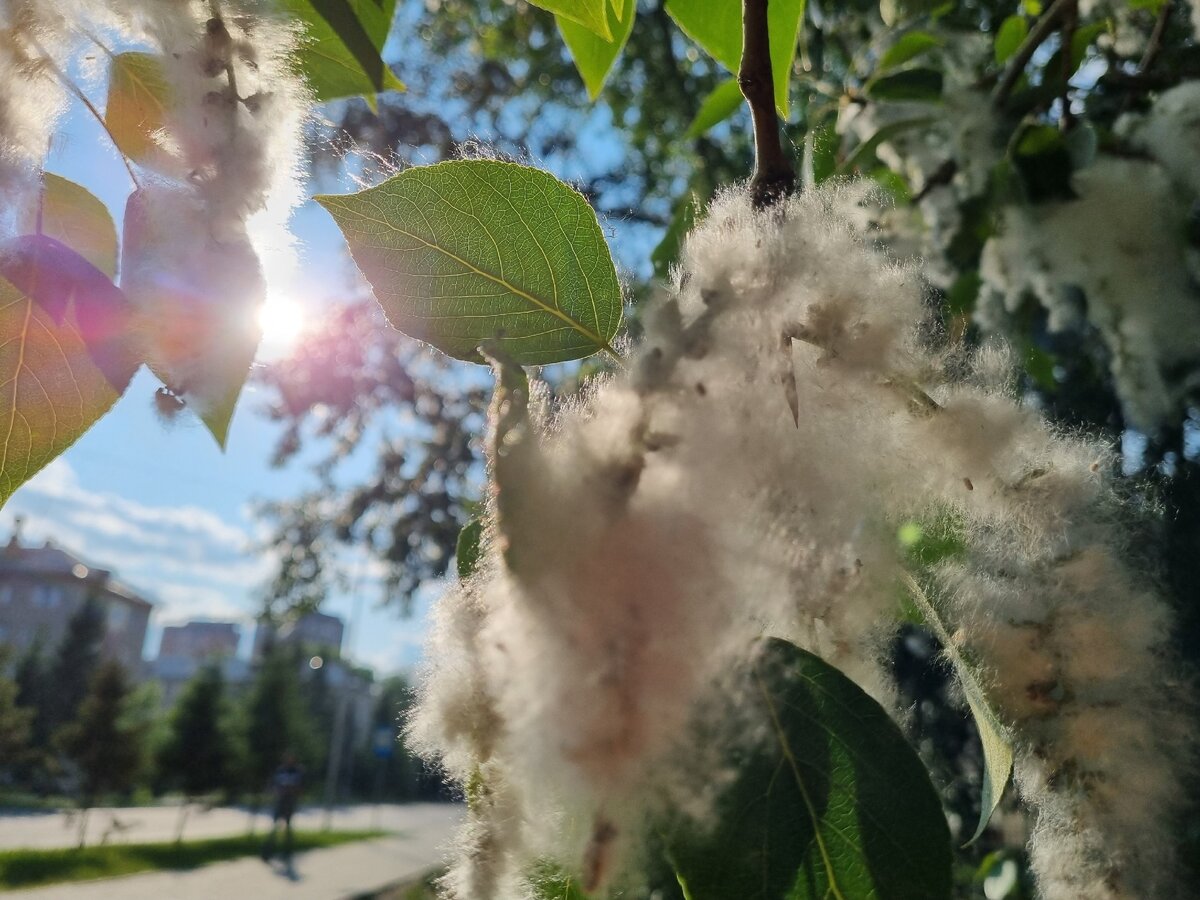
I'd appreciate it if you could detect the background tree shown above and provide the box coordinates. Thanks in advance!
[159,665,239,840]
[0,649,32,781]
[56,662,149,845]
[44,597,105,735]
[241,646,315,808]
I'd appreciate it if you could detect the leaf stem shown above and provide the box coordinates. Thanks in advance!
[28,37,140,189]
[739,0,795,208]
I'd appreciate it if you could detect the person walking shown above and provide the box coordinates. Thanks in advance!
[261,752,304,864]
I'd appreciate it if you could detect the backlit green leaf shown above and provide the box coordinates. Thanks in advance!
[903,573,1012,845]
[120,189,263,450]
[530,0,612,40]
[879,30,943,71]
[557,0,636,100]
[838,116,937,175]
[317,160,622,365]
[994,16,1028,64]
[104,52,174,174]
[651,191,700,281]
[0,269,136,509]
[664,0,806,115]
[685,79,744,138]
[456,518,484,580]
[34,174,119,280]
[655,638,953,899]
[281,0,405,104]
[865,66,944,101]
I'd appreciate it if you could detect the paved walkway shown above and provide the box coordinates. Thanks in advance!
[2,805,462,900]
[0,804,458,850]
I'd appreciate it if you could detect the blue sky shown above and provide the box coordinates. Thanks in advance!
[1,12,664,678]
[0,85,437,675]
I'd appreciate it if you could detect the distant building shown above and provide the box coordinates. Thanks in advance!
[253,610,345,660]
[150,653,251,708]
[158,621,240,662]
[0,531,153,672]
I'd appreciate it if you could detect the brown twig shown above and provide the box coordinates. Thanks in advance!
[739,0,795,208]
[1138,0,1173,74]
[1058,0,1077,129]
[993,0,1077,108]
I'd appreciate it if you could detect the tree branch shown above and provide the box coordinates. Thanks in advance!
[993,0,1077,108]
[739,0,794,208]
[1138,0,1173,74]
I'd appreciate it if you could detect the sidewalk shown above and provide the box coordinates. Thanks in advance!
[8,818,459,899]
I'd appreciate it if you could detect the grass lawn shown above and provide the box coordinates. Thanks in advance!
[0,829,385,890]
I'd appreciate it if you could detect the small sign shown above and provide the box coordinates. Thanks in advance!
[372,725,395,759]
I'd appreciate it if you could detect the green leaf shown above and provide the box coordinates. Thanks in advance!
[658,638,953,899]
[879,0,944,26]
[0,236,136,391]
[530,0,612,40]
[456,518,484,579]
[557,0,636,100]
[665,0,806,115]
[879,30,943,71]
[317,160,622,365]
[651,191,700,281]
[0,268,136,509]
[902,574,1012,845]
[803,121,839,186]
[685,79,744,138]
[994,15,1029,64]
[35,174,118,280]
[104,52,174,174]
[120,189,263,450]
[838,115,937,175]
[280,0,405,104]
[528,861,592,899]
[865,66,944,101]
[1069,20,1108,71]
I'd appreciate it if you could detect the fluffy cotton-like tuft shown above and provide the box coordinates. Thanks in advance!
[411,183,1191,899]
[978,157,1200,431]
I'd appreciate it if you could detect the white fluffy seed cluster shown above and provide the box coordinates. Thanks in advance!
[410,184,1192,900]
[0,0,309,417]
[979,155,1200,431]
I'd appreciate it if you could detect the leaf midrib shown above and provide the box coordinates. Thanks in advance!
[755,670,849,900]
[325,197,616,355]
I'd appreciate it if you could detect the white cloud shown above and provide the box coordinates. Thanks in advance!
[2,459,264,629]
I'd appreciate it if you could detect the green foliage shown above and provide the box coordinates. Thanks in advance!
[318,160,622,365]
[0,830,382,890]
[665,0,805,114]
[242,646,316,791]
[865,67,944,102]
[456,518,483,579]
[281,0,405,104]
[45,598,107,735]
[57,661,150,806]
[878,31,943,72]
[0,253,136,508]
[104,52,172,172]
[160,665,240,799]
[36,175,119,279]
[653,639,952,899]
[685,79,744,138]
[903,575,1012,845]
[528,0,612,40]
[557,0,636,100]
[994,16,1028,64]
[0,650,33,775]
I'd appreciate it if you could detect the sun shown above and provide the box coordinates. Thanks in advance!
[257,291,305,356]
